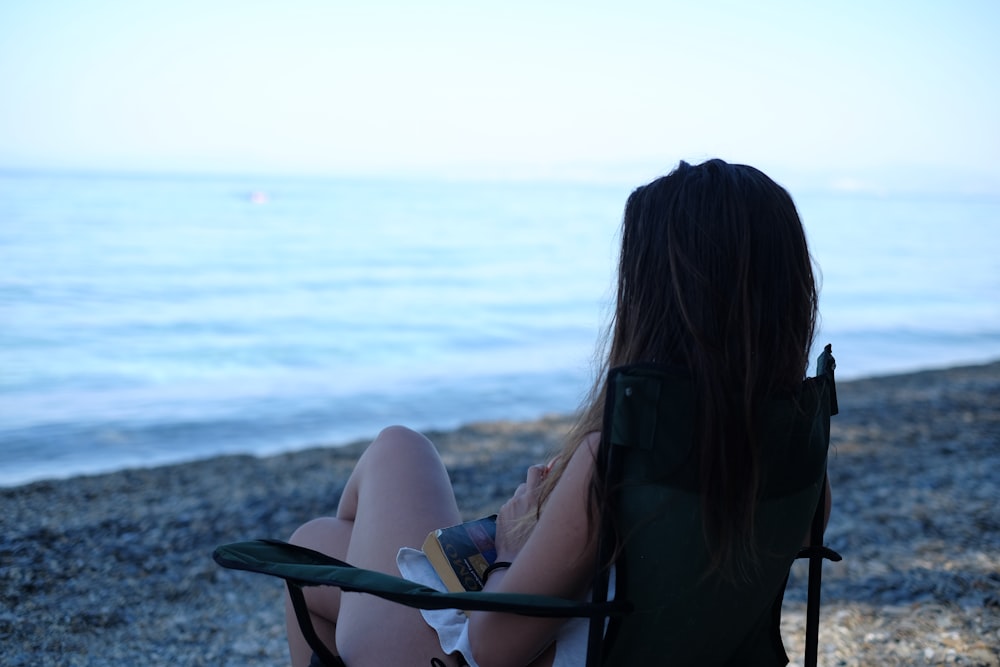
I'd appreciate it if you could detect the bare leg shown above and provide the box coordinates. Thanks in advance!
[286,426,463,667]
[336,426,463,665]
[286,517,352,666]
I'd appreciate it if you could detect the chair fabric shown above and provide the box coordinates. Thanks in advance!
[587,347,837,666]
[213,346,840,667]
[214,538,625,618]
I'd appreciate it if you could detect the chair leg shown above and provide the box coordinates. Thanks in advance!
[287,582,344,667]
[309,650,347,667]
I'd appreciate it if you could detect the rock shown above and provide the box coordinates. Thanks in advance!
[2,361,999,665]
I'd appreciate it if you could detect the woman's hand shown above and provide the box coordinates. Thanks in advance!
[495,461,553,562]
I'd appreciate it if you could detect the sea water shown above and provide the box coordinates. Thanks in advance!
[1,171,998,485]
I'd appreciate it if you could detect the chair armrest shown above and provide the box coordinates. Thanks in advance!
[214,539,629,619]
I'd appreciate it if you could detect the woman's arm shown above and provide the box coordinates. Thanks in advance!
[467,433,601,667]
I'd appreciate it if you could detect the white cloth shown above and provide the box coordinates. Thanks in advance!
[396,547,614,667]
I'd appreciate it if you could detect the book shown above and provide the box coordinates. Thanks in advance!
[422,514,498,593]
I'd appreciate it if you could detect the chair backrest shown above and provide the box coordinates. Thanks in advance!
[589,350,836,666]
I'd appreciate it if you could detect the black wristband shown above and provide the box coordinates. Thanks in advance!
[482,561,512,583]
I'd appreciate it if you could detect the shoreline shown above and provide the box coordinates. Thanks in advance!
[2,360,999,665]
[4,357,999,493]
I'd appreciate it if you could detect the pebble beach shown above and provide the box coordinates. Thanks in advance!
[2,361,998,666]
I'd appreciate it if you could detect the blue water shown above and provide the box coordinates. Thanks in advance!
[2,171,998,486]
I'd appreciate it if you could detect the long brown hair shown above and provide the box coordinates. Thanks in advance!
[540,159,817,579]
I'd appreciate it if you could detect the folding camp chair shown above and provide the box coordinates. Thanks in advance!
[215,345,841,666]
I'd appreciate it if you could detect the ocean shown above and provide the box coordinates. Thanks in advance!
[2,171,998,486]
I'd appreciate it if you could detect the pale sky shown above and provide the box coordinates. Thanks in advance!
[1,0,997,192]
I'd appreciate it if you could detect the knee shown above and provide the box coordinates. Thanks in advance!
[369,425,437,460]
[355,425,446,477]
[375,424,427,444]
[288,517,329,545]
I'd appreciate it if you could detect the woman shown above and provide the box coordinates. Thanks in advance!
[285,159,828,667]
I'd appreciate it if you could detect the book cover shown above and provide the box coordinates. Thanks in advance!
[422,515,498,593]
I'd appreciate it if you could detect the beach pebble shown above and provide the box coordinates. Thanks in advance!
[2,364,999,665]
